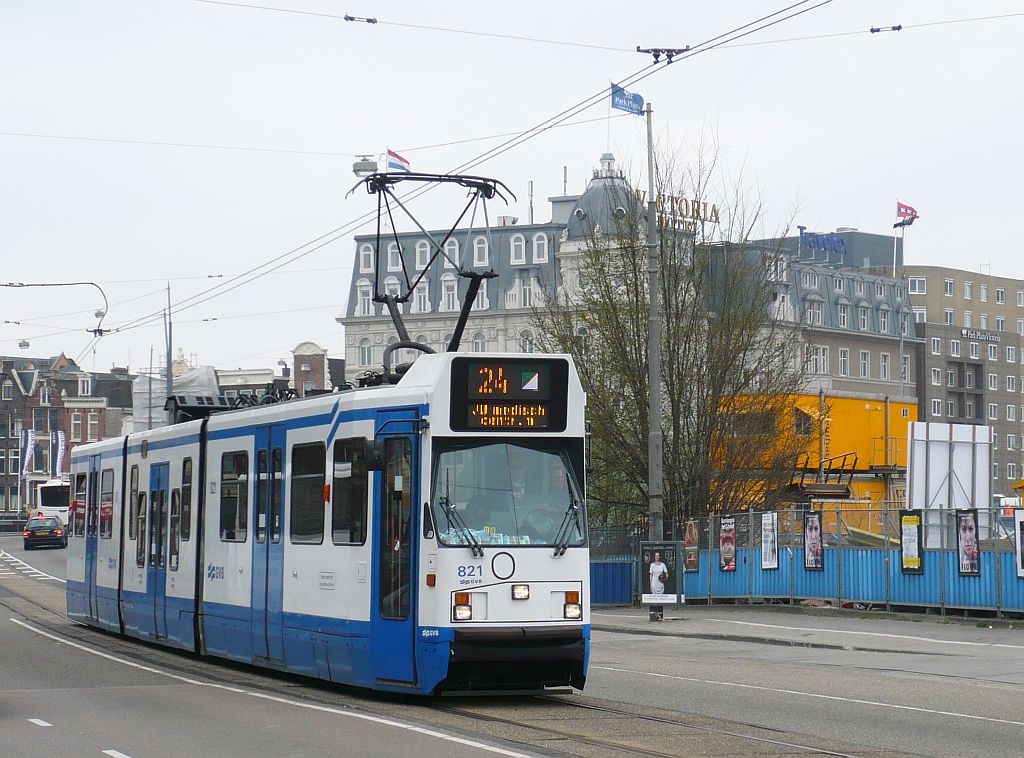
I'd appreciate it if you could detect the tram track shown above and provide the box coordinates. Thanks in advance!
[436,695,895,758]
[0,567,904,758]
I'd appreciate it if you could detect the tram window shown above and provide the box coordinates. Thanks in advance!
[290,442,325,544]
[220,451,249,542]
[180,458,192,542]
[169,489,180,571]
[86,472,98,537]
[379,437,412,620]
[255,450,267,544]
[128,465,139,540]
[73,473,87,537]
[99,468,114,539]
[332,439,368,545]
[135,493,147,567]
[271,448,282,544]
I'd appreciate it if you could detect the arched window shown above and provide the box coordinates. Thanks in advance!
[387,242,402,271]
[358,338,373,366]
[442,333,454,352]
[473,237,488,267]
[384,276,403,313]
[356,279,373,316]
[441,273,458,312]
[415,334,428,347]
[519,329,535,354]
[444,239,459,269]
[358,244,374,272]
[532,233,548,263]
[472,331,486,352]
[413,281,431,314]
[576,326,589,358]
[471,279,489,310]
[510,234,526,265]
[415,240,430,270]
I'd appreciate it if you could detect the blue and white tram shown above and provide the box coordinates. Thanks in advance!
[67,353,589,694]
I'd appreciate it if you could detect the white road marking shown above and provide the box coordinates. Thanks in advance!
[27,719,52,727]
[11,618,536,758]
[592,665,1024,728]
[700,617,1024,650]
[103,751,134,758]
[0,550,66,583]
[591,613,1024,650]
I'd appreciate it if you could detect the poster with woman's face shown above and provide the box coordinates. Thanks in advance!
[1015,510,1024,580]
[684,520,700,572]
[641,543,678,604]
[761,512,779,570]
[803,511,823,570]
[719,516,736,571]
[956,509,980,576]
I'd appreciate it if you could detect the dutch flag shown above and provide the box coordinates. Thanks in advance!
[386,149,411,173]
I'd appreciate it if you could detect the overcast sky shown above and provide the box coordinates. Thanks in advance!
[2,1,1021,374]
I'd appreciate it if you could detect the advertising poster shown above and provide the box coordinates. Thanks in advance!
[684,520,700,572]
[641,542,679,604]
[900,510,924,574]
[719,516,737,571]
[1016,510,1024,579]
[761,511,779,570]
[956,509,980,576]
[803,511,823,570]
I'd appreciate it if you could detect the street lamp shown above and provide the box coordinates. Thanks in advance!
[353,155,378,178]
[2,280,109,337]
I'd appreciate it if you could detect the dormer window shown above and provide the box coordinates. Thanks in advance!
[78,377,92,397]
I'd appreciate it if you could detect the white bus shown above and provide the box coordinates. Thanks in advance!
[35,479,71,522]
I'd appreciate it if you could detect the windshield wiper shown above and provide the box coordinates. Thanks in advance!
[438,473,481,557]
[552,491,582,557]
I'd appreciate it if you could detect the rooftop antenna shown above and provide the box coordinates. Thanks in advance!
[563,166,567,195]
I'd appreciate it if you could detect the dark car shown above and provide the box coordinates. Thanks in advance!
[23,516,68,550]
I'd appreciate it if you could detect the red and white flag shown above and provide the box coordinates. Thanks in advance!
[896,201,918,219]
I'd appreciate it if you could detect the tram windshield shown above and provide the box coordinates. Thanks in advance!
[431,441,585,548]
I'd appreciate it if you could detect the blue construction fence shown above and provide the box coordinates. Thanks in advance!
[590,507,1024,615]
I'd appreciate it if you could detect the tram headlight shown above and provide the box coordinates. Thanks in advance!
[563,590,582,620]
[511,584,530,600]
[454,592,472,621]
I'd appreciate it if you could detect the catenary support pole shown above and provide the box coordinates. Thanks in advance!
[645,103,664,621]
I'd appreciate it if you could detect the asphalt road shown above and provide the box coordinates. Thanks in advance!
[585,618,1024,757]
[1,532,69,580]
[2,534,1023,757]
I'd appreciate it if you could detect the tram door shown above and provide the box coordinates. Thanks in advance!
[251,426,286,662]
[147,463,169,638]
[84,455,101,620]
[372,412,419,685]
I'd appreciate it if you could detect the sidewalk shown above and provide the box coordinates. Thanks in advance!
[589,604,1024,655]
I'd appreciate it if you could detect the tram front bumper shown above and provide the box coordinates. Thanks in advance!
[441,625,587,692]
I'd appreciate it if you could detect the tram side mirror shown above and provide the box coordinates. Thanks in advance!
[364,440,385,471]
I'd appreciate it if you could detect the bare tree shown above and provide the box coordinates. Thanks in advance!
[536,148,808,531]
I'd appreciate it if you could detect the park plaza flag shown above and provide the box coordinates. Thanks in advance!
[610,83,644,115]
[386,149,411,173]
[896,201,919,219]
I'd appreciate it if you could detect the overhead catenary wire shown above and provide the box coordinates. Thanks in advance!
[194,0,1024,52]
[38,2,837,357]
[77,1,829,342]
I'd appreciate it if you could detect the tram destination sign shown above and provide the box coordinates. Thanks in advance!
[449,357,569,432]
